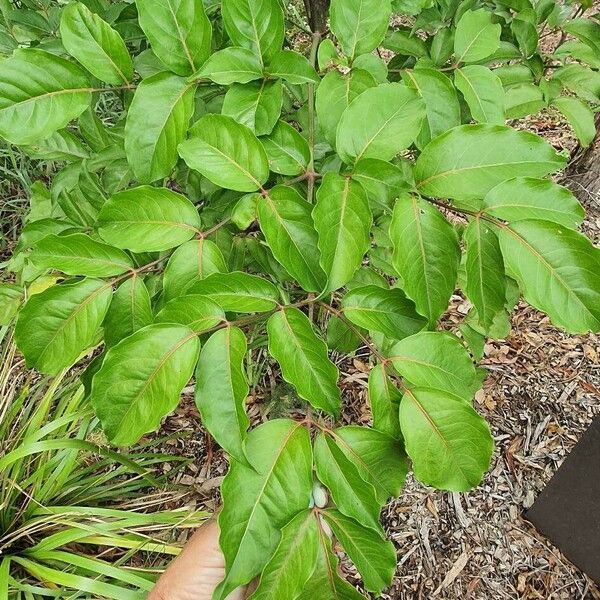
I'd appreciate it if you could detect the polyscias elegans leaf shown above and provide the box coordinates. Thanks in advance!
[400,387,494,491]
[15,278,112,375]
[178,114,269,192]
[215,419,312,600]
[90,324,200,445]
[313,173,372,292]
[29,233,133,277]
[195,327,249,465]
[267,308,341,416]
[98,186,200,252]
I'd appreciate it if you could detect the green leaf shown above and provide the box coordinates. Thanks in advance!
[189,271,279,312]
[323,509,395,594]
[553,64,600,104]
[327,314,362,353]
[222,80,282,136]
[156,294,224,331]
[483,177,584,229]
[313,433,380,530]
[265,50,319,84]
[221,0,284,62]
[60,2,132,85]
[383,28,428,57]
[454,66,505,124]
[29,233,133,277]
[22,129,90,162]
[390,194,459,323]
[135,0,211,76]
[563,18,600,58]
[504,83,545,119]
[0,49,91,145]
[336,83,425,164]
[267,307,341,415]
[251,510,319,600]
[403,68,461,140]
[315,69,377,147]
[511,10,538,58]
[98,186,201,252]
[334,426,408,502]
[258,185,326,292]
[90,323,200,445]
[190,47,263,84]
[260,120,310,176]
[342,285,426,339]
[368,364,402,439]
[454,9,501,64]
[195,327,249,464]
[15,279,112,375]
[330,0,392,59]
[162,239,227,301]
[124,72,194,184]
[497,219,600,333]
[0,283,22,325]
[464,217,507,329]
[178,114,269,192]
[552,96,596,148]
[313,173,372,291]
[388,331,481,400]
[400,387,494,491]
[103,276,153,348]
[215,419,312,600]
[415,124,567,200]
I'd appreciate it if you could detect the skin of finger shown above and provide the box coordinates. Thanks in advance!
[147,518,247,600]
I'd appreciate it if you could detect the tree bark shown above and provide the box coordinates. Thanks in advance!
[303,0,330,33]
[564,115,600,204]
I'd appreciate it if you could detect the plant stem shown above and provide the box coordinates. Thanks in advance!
[306,31,322,203]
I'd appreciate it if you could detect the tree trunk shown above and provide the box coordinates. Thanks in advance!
[303,0,330,33]
[564,115,600,204]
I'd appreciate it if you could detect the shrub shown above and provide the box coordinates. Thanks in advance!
[0,0,599,597]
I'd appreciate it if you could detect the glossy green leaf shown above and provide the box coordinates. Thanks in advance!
[221,0,284,62]
[189,271,279,312]
[368,364,402,439]
[313,433,380,531]
[260,120,310,176]
[29,233,133,277]
[330,0,392,59]
[454,9,501,64]
[454,65,505,124]
[504,83,545,119]
[22,129,90,162]
[60,2,132,85]
[464,217,507,329]
[178,114,269,192]
[342,285,426,339]
[313,173,372,291]
[222,80,282,136]
[190,47,263,84]
[400,387,494,491]
[162,239,227,301]
[0,49,91,145]
[215,419,312,600]
[336,83,425,164]
[156,294,224,331]
[15,279,112,375]
[497,219,600,333]
[351,158,410,214]
[267,307,341,415]
[563,18,600,58]
[124,72,194,184]
[136,0,211,76]
[483,177,584,229]
[415,124,567,199]
[388,331,481,400]
[326,314,362,353]
[0,283,22,325]
[390,194,460,323]
[251,510,319,600]
[98,186,200,252]
[91,324,200,445]
[323,509,395,594]
[258,186,326,292]
[552,96,596,148]
[265,50,319,84]
[315,69,377,147]
[334,426,408,502]
[195,326,249,464]
[103,276,153,348]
